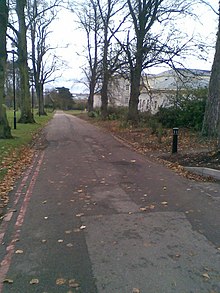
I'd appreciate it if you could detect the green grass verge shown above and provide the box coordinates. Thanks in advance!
[64,110,87,116]
[0,110,53,180]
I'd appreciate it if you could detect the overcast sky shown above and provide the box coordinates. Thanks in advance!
[48,1,219,94]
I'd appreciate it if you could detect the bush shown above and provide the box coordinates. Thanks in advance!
[155,89,207,131]
[88,108,101,118]
[107,107,128,121]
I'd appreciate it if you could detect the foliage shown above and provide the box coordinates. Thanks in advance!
[88,108,101,118]
[155,88,207,130]
[72,99,87,111]
[107,107,128,121]
[45,87,75,110]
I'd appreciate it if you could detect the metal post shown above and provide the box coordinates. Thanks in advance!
[12,50,16,130]
[172,127,179,153]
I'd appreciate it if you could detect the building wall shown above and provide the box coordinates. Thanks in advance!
[93,69,211,113]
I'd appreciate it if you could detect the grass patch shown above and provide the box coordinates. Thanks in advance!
[0,110,53,181]
[64,109,87,116]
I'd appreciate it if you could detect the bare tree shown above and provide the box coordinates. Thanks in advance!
[202,2,220,143]
[16,0,35,123]
[28,0,61,116]
[75,0,102,113]
[0,0,12,138]
[115,0,208,124]
[97,0,127,119]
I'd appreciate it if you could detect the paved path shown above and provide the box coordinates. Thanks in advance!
[0,111,220,293]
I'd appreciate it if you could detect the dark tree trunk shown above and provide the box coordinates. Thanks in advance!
[16,0,35,124]
[99,0,111,120]
[202,6,220,139]
[101,71,108,119]
[127,36,143,124]
[88,80,95,112]
[36,81,47,116]
[0,0,12,138]
[127,66,141,124]
[100,44,109,119]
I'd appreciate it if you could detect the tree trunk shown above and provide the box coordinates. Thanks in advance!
[101,72,108,119]
[127,38,143,125]
[38,82,47,116]
[88,79,95,112]
[0,0,12,138]
[202,4,220,139]
[100,12,109,120]
[16,0,35,123]
[127,67,141,124]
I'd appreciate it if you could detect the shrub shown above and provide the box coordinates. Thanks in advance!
[107,106,128,121]
[155,88,207,131]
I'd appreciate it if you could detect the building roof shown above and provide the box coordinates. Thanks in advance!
[143,68,211,91]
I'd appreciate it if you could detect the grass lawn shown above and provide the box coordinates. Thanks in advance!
[64,110,87,116]
[0,109,53,181]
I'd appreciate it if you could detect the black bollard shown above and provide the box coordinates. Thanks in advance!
[172,128,179,154]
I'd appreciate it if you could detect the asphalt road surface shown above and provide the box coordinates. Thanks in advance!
[0,111,220,293]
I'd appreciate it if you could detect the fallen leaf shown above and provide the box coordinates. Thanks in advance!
[202,273,210,279]
[133,288,140,293]
[30,279,39,284]
[149,204,155,210]
[76,213,84,217]
[65,230,72,234]
[69,279,80,288]
[15,249,23,254]
[73,228,81,233]
[140,207,147,212]
[56,278,66,285]
[3,278,13,284]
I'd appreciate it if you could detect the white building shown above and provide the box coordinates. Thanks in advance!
[94,69,211,113]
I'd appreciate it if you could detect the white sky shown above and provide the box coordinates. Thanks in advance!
[47,1,219,94]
